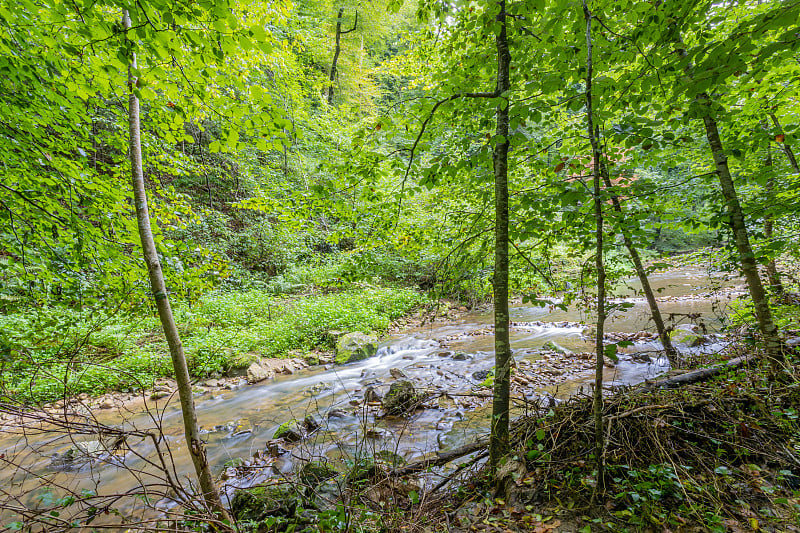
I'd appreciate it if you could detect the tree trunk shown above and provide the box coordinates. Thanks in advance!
[700,99,784,369]
[600,170,679,362]
[763,146,784,295]
[583,0,606,491]
[326,8,357,105]
[123,11,231,524]
[769,113,800,173]
[489,0,512,474]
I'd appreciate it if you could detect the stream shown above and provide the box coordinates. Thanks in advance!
[0,267,744,525]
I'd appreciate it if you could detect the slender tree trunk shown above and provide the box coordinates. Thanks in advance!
[326,8,357,105]
[663,21,785,370]
[489,0,512,474]
[763,146,784,295]
[583,0,606,492]
[600,169,679,362]
[123,11,231,524]
[700,99,784,369]
[769,113,800,173]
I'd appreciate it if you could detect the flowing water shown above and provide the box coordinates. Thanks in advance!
[0,267,744,525]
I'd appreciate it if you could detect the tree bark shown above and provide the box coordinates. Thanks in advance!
[326,8,357,105]
[123,11,231,524]
[489,0,512,474]
[763,147,784,295]
[583,0,606,491]
[701,99,784,369]
[600,169,679,363]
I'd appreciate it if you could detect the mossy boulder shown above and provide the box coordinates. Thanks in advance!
[298,461,337,486]
[229,352,260,372]
[381,380,418,415]
[670,325,706,347]
[335,332,378,364]
[230,484,299,523]
[273,419,303,442]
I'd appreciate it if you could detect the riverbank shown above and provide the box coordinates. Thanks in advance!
[0,286,426,403]
[2,266,796,532]
[414,349,800,532]
[216,344,800,533]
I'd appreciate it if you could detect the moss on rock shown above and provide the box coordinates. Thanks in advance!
[230,484,299,523]
[298,461,337,486]
[381,380,418,415]
[334,332,378,364]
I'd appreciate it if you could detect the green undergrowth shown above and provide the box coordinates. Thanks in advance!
[0,286,425,403]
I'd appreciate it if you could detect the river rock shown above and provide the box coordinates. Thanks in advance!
[247,362,270,383]
[346,457,381,483]
[366,427,389,439]
[335,332,378,364]
[382,380,418,415]
[365,386,382,403]
[273,420,303,442]
[389,367,407,379]
[303,415,321,432]
[472,369,492,382]
[231,484,299,523]
[375,450,406,467]
[786,337,800,348]
[232,419,253,437]
[313,478,343,511]
[265,439,288,457]
[298,461,338,486]
[670,324,707,347]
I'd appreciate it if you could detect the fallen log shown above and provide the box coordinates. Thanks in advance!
[639,354,756,392]
[391,438,489,477]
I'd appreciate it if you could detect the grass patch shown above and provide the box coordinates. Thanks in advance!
[1,286,425,403]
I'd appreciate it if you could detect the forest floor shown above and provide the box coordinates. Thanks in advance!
[408,345,800,533]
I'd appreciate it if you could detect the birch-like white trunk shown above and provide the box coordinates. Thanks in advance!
[123,11,231,524]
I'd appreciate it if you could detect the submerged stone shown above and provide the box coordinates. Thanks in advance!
[542,340,572,355]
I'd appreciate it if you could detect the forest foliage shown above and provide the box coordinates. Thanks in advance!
[0,0,798,415]
[1,0,800,531]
